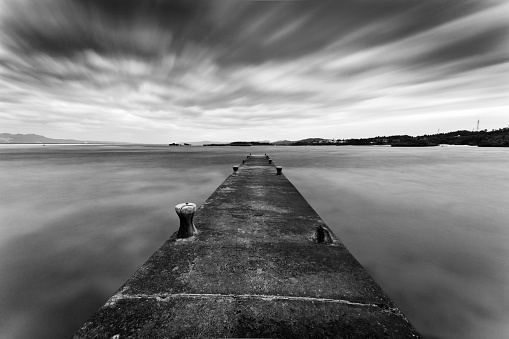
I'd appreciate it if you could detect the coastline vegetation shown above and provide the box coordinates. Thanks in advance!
[3,127,509,147]
[203,127,509,147]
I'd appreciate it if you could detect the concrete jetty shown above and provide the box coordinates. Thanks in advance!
[73,155,421,338]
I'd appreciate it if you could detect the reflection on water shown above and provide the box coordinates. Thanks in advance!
[0,145,508,339]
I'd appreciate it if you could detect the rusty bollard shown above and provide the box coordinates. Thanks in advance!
[276,166,283,175]
[175,202,197,238]
[312,225,333,244]
[269,159,272,164]
[233,166,239,173]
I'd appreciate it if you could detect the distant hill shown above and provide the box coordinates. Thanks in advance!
[204,141,273,146]
[273,140,294,146]
[275,128,509,147]
[0,133,129,144]
[337,127,509,147]
[179,141,230,146]
[0,133,86,144]
[292,138,333,145]
[183,140,272,146]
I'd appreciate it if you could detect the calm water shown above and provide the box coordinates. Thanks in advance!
[0,145,508,339]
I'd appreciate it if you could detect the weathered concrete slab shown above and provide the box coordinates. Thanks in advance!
[73,155,421,338]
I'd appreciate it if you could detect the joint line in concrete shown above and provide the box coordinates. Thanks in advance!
[105,292,402,315]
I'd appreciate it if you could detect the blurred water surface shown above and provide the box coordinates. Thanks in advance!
[0,145,508,339]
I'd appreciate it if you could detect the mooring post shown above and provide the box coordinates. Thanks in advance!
[312,225,334,244]
[233,166,239,173]
[276,166,283,175]
[175,202,197,238]
[269,159,272,164]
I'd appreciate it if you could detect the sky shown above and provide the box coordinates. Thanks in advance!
[0,0,508,143]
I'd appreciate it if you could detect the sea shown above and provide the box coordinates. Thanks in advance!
[0,145,508,339]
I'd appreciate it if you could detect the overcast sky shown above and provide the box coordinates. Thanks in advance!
[0,0,508,143]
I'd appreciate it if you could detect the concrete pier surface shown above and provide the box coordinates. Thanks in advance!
[73,155,421,338]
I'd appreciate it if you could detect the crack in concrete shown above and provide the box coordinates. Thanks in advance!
[105,292,402,315]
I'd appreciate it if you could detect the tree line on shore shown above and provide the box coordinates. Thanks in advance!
[335,127,509,147]
[203,127,509,147]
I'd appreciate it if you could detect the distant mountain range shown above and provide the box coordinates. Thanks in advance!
[0,133,87,144]
[0,133,128,144]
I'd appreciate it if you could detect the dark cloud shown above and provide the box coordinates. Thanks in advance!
[211,1,490,65]
[1,0,497,65]
[72,0,196,20]
[71,0,212,42]
[413,26,508,70]
[1,0,211,58]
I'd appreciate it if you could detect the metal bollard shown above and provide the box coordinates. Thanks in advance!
[269,159,272,164]
[276,166,283,175]
[233,166,239,173]
[312,225,333,244]
[175,202,198,238]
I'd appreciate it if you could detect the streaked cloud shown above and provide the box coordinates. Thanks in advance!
[0,0,508,142]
